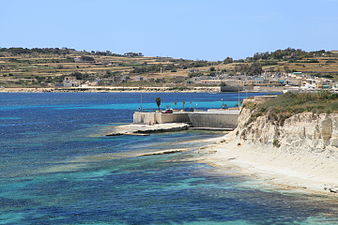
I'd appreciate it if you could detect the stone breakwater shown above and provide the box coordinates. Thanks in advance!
[205,105,338,194]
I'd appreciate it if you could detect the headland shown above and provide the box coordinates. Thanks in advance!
[199,92,338,194]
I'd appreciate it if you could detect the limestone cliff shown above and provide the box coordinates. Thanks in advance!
[234,106,338,153]
[208,96,338,193]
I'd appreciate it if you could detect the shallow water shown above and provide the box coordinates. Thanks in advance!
[0,92,337,225]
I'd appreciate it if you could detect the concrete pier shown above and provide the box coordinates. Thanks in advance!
[133,110,239,130]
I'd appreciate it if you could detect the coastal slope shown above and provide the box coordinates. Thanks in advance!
[205,94,338,193]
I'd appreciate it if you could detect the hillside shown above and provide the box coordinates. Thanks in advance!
[0,48,211,88]
[0,47,337,88]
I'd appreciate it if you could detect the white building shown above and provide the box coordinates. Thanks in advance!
[62,76,81,87]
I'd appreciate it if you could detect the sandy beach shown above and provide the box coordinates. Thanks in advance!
[196,133,338,195]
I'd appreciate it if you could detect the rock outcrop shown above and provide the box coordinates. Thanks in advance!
[234,107,338,153]
[106,123,190,136]
[205,95,338,193]
[213,103,338,193]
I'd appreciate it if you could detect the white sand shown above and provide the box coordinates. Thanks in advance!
[200,137,338,194]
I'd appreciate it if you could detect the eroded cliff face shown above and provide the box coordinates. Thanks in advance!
[211,102,338,193]
[234,108,338,153]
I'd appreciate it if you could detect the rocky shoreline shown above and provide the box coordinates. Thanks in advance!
[106,123,190,136]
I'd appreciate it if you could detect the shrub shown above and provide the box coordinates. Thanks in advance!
[326,60,336,64]
[273,139,281,148]
[188,72,204,78]
[80,56,95,62]
[70,72,89,80]
[244,92,338,125]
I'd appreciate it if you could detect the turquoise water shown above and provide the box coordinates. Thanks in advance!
[0,92,337,225]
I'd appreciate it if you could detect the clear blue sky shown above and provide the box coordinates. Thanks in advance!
[1,0,337,60]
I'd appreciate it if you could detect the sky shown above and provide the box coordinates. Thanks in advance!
[1,0,338,60]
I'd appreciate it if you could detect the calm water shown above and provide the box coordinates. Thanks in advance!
[0,92,337,225]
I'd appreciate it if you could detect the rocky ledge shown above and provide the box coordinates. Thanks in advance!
[106,123,190,136]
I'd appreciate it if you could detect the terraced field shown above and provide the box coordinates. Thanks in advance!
[0,48,337,88]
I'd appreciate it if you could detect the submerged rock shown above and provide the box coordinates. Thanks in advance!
[106,123,190,136]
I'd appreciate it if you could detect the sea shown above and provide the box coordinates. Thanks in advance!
[0,92,337,225]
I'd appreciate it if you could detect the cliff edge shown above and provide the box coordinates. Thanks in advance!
[206,93,338,193]
[236,107,338,153]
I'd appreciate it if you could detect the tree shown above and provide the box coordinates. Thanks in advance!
[124,52,144,57]
[80,55,95,62]
[223,57,233,64]
[155,97,161,111]
[246,63,263,76]
[70,72,89,80]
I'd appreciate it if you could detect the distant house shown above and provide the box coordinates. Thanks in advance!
[74,57,82,63]
[83,80,98,86]
[62,76,81,87]
[285,78,301,86]
[133,76,145,82]
[316,79,332,89]
[121,76,130,83]
[301,82,316,90]
[100,75,130,84]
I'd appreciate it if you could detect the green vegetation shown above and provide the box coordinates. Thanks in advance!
[0,47,224,88]
[223,57,233,64]
[131,63,180,74]
[326,60,336,64]
[69,72,90,80]
[79,55,95,62]
[245,91,338,126]
[272,139,281,148]
[234,63,263,76]
[188,72,204,78]
[246,48,332,61]
[0,47,337,87]
[0,47,141,57]
[0,47,75,55]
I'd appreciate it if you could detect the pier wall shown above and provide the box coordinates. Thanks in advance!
[133,112,189,124]
[188,113,238,128]
[133,111,239,129]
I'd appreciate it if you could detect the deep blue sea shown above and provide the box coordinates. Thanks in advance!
[0,92,337,225]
